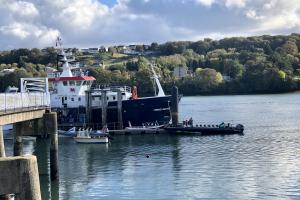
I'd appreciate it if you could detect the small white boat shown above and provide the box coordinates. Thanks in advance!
[124,121,164,134]
[73,126,109,144]
[58,127,76,137]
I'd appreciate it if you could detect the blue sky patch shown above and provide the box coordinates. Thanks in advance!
[99,0,117,7]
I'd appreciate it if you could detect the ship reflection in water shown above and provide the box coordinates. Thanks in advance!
[5,94,300,199]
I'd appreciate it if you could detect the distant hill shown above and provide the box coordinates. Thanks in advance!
[1,33,300,95]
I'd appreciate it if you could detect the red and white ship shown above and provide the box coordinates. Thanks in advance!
[47,38,172,128]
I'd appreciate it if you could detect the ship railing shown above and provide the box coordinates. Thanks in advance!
[47,72,60,78]
[91,85,131,93]
[47,69,84,78]
[0,92,50,113]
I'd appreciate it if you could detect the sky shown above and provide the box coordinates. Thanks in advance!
[0,0,299,49]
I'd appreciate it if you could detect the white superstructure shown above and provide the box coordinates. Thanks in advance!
[48,40,132,108]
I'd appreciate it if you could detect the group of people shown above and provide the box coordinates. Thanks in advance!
[183,117,193,127]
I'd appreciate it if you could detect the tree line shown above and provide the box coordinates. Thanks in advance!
[1,33,300,96]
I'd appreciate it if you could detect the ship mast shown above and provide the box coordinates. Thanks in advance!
[56,36,73,77]
[150,64,165,97]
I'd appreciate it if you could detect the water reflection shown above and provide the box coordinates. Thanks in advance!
[4,94,300,199]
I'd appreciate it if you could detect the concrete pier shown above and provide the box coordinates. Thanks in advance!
[171,86,179,126]
[0,126,5,157]
[85,90,92,123]
[117,90,123,129]
[13,122,23,156]
[0,155,41,200]
[43,112,59,181]
[101,91,107,127]
[0,126,10,200]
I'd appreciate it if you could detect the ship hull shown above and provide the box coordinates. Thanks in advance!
[92,95,172,127]
[54,95,172,129]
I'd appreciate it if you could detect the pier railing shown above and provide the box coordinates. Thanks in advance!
[0,92,50,113]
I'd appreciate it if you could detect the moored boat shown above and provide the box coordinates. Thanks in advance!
[58,126,76,137]
[45,38,173,129]
[124,121,164,134]
[73,130,109,143]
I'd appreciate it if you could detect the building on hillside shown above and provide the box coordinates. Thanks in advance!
[99,46,108,53]
[80,48,99,54]
[0,68,15,74]
[88,48,99,54]
[222,75,232,82]
[173,67,187,78]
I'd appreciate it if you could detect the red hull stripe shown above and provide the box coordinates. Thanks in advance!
[49,76,96,82]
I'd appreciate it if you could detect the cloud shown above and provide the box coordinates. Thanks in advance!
[195,0,215,7]
[6,1,39,18]
[0,0,299,49]
[224,0,247,8]
[244,0,300,34]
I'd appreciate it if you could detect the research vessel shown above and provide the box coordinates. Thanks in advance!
[47,40,172,129]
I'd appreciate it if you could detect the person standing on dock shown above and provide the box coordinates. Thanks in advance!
[188,117,193,127]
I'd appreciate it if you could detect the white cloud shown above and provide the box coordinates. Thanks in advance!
[0,0,300,49]
[245,9,264,20]
[54,0,108,30]
[225,0,247,8]
[0,23,30,39]
[195,0,215,7]
[244,0,300,34]
[6,1,39,18]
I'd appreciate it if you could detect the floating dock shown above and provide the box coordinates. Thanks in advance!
[109,128,168,135]
[164,124,244,135]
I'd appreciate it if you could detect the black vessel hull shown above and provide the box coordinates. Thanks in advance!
[55,95,172,129]
[91,95,172,127]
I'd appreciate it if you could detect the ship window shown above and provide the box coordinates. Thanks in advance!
[86,81,91,86]
[65,97,67,100]
[83,81,87,85]
[63,81,68,86]
[113,96,116,100]
[107,97,109,100]
[76,81,81,86]
[78,97,81,101]
[71,98,74,101]
[69,81,75,86]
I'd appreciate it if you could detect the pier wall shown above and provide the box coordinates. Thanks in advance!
[0,155,41,200]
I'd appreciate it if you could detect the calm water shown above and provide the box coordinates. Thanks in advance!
[4,93,300,199]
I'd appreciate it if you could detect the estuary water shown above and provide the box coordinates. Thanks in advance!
[4,93,300,199]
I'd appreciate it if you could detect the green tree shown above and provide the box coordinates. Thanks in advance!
[195,68,223,91]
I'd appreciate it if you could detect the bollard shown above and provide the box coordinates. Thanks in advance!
[171,86,179,126]
[13,122,23,156]
[43,112,59,181]
[0,156,41,200]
